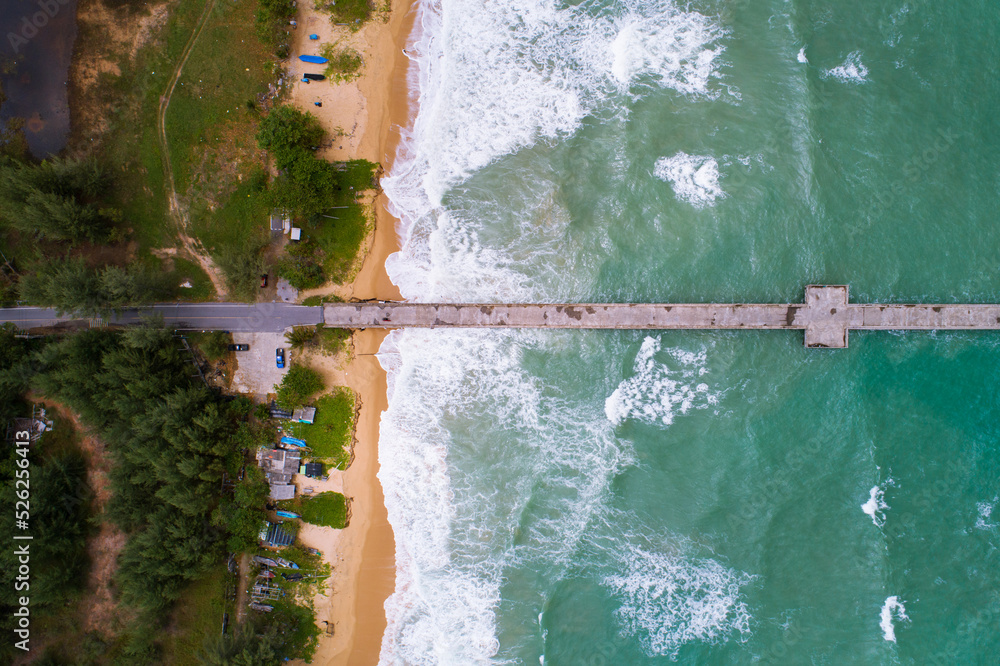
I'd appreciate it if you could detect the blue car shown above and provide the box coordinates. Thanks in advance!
[276,348,285,368]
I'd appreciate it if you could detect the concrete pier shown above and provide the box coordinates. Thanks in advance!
[323,286,1000,348]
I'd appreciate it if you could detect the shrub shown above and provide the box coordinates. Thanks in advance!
[274,365,324,409]
[285,326,317,349]
[321,45,364,82]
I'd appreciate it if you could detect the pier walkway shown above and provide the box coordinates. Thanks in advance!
[323,286,1000,348]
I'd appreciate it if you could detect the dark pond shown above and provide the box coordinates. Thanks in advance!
[1,0,79,158]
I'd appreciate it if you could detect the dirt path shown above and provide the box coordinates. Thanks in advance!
[235,553,250,624]
[156,0,229,298]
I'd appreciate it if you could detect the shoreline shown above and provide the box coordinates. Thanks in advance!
[288,0,415,663]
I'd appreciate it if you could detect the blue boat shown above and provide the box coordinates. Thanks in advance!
[299,54,328,64]
[280,436,308,448]
[276,510,300,519]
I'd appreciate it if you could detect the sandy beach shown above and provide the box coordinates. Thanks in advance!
[286,0,415,663]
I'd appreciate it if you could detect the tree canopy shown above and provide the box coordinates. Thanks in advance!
[17,257,167,316]
[274,365,324,409]
[0,156,118,243]
[33,327,240,610]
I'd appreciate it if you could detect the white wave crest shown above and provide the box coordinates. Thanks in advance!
[861,484,889,527]
[378,330,630,664]
[383,0,728,301]
[824,51,869,83]
[604,544,754,658]
[976,497,997,530]
[605,336,719,426]
[880,596,909,643]
[654,152,725,208]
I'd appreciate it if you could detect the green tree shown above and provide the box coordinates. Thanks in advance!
[0,156,114,242]
[274,365,324,409]
[200,621,281,666]
[18,258,164,316]
[17,257,102,315]
[255,106,324,171]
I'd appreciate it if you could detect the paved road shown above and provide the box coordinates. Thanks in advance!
[0,303,323,332]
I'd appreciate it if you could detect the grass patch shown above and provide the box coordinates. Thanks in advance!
[321,44,364,82]
[164,256,216,301]
[97,0,212,251]
[83,0,278,294]
[165,0,276,198]
[284,389,355,469]
[300,491,349,529]
[316,324,351,355]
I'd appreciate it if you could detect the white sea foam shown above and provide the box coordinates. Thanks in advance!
[378,330,630,663]
[383,0,728,302]
[824,51,869,83]
[862,484,889,527]
[880,596,909,643]
[605,336,720,426]
[797,47,808,64]
[975,497,997,530]
[603,543,754,658]
[654,152,726,208]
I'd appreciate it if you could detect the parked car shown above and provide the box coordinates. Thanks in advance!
[276,348,285,368]
[228,344,249,351]
[260,274,268,288]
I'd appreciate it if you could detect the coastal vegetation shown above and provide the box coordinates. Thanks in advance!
[18,257,167,316]
[256,104,377,288]
[321,43,365,82]
[274,364,326,408]
[186,330,234,362]
[1,0,381,305]
[33,328,238,614]
[285,323,352,355]
[225,462,269,553]
[255,0,297,57]
[0,156,117,244]
[300,491,350,529]
[285,388,356,469]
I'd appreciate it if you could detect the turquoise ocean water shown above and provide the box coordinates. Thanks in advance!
[376,0,1000,663]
